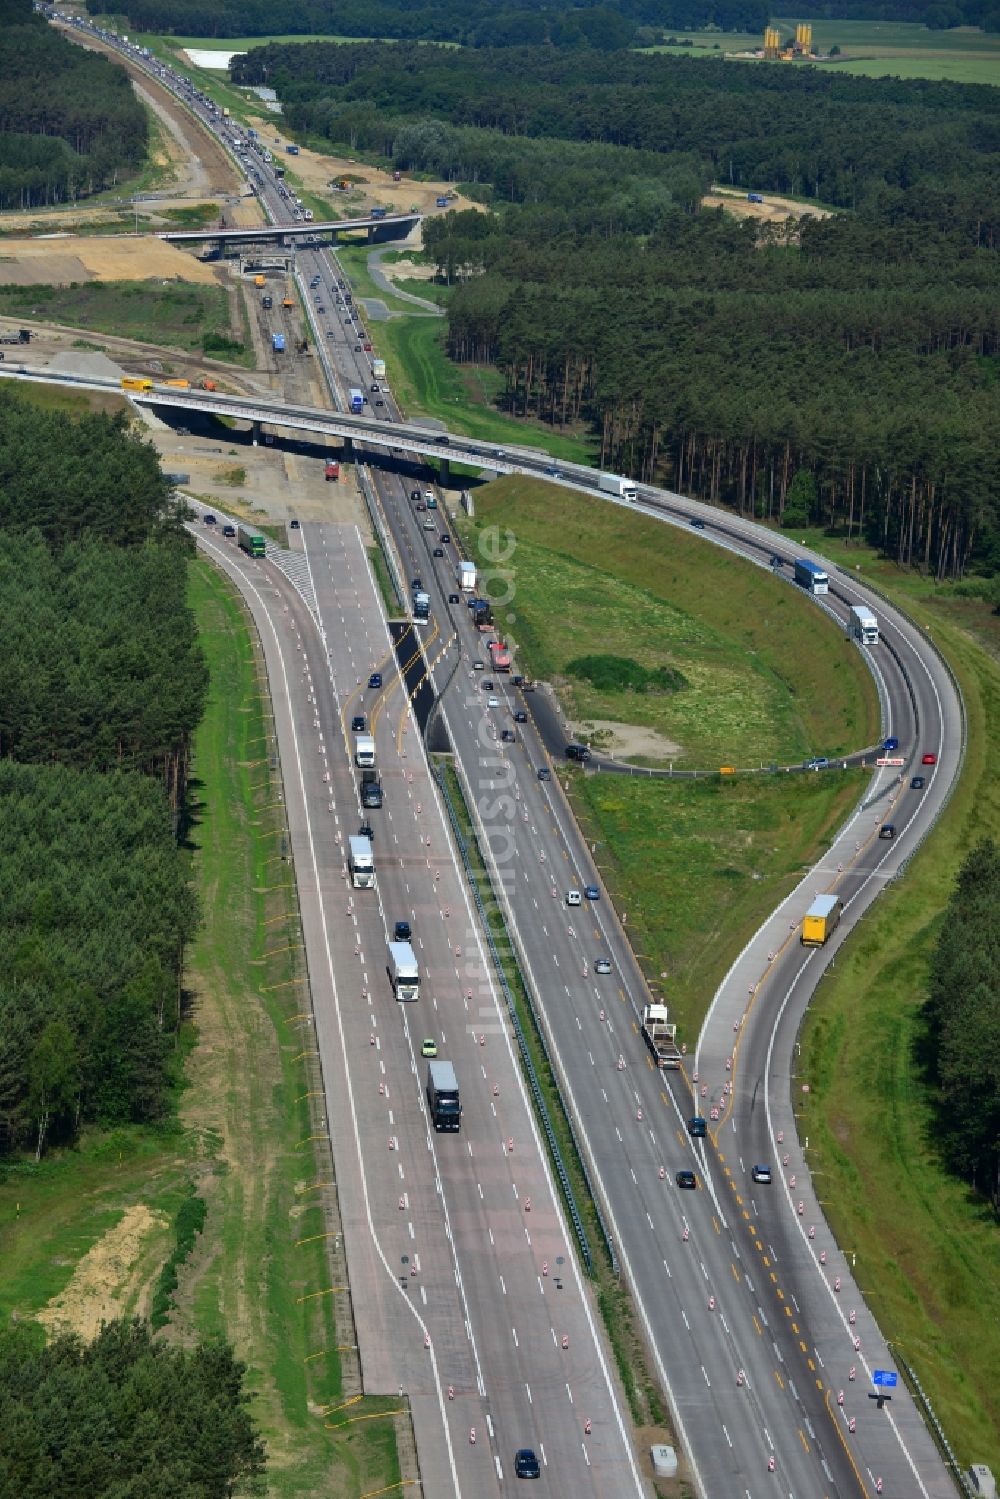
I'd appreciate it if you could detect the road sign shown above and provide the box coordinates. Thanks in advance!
[872,1370,898,1388]
[875,757,905,767]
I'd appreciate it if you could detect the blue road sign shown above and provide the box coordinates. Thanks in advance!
[872,1370,898,1388]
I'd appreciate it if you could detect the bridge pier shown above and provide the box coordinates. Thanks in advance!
[251,419,261,447]
[342,434,354,459]
[439,457,450,485]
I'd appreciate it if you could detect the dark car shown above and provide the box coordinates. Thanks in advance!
[375,398,385,407]
[566,743,592,763]
[354,343,362,351]
[317,304,325,314]
[512,674,524,686]
[501,729,515,743]
[351,715,366,733]
[438,435,450,446]
[289,518,300,529]
[368,672,382,690]
[372,383,381,394]
[879,823,896,840]
[676,1170,698,1189]
[482,680,494,691]
[514,1449,540,1480]
[359,821,374,842]
[440,533,450,544]
[393,920,411,942]
[222,524,236,538]
[537,767,551,781]
[411,489,421,502]
[584,885,600,901]
[411,577,423,590]
[911,775,926,790]
[433,546,444,557]
[203,513,217,525]
[883,736,899,752]
[687,1116,707,1138]
[690,516,706,529]
[448,592,460,604]
[514,710,528,723]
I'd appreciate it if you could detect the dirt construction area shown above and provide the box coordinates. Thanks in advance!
[703,187,835,223]
[0,235,222,285]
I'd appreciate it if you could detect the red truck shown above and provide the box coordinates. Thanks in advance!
[325,460,340,481]
[489,640,512,672]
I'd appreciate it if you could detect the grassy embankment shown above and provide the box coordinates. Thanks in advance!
[333,244,596,466]
[0,281,252,365]
[776,527,1000,1475]
[0,558,401,1497]
[455,476,876,1041]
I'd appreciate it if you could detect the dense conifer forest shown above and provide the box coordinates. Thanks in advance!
[0,0,147,211]
[0,393,206,1158]
[235,41,1000,576]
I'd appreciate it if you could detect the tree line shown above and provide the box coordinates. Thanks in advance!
[243,41,999,577]
[0,0,147,211]
[0,1319,266,1498]
[0,391,206,1158]
[925,841,1000,1210]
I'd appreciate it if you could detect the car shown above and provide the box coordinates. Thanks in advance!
[344,316,352,324]
[354,343,362,351]
[537,766,551,781]
[566,889,582,906]
[411,488,421,502]
[363,341,372,352]
[289,518,300,529]
[565,743,592,763]
[420,1038,438,1058]
[372,383,381,393]
[676,1170,698,1189]
[879,823,896,840]
[512,674,524,686]
[922,752,937,765]
[474,660,485,671]
[883,736,899,752]
[440,533,450,544]
[423,516,435,530]
[806,756,830,771]
[411,576,423,590]
[326,329,336,337]
[751,1164,772,1185]
[514,710,528,723]
[222,524,236,537]
[584,885,600,901]
[448,592,460,604]
[433,547,444,557]
[690,516,706,529]
[203,513,217,525]
[351,715,367,733]
[393,920,411,942]
[317,304,325,314]
[911,774,926,790]
[482,680,494,691]
[595,957,612,975]
[545,466,561,478]
[375,398,385,407]
[494,448,507,460]
[514,1449,540,1479]
[368,672,382,689]
[488,695,499,708]
[416,501,426,511]
[687,1116,707,1138]
[358,821,374,842]
[501,729,515,743]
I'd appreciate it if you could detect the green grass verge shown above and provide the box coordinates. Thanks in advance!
[568,769,865,1040]
[458,477,878,767]
[438,761,668,1433]
[0,281,250,364]
[368,545,398,615]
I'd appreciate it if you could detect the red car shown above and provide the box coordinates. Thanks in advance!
[363,341,373,352]
[921,752,937,765]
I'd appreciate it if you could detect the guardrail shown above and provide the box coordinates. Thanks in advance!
[896,1350,975,1496]
[434,763,603,1275]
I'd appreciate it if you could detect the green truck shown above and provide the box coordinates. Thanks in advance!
[237,524,266,559]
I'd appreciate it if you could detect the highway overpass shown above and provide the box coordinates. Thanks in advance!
[158,212,421,249]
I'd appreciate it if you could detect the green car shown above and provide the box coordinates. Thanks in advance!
[420,1038,438,1058]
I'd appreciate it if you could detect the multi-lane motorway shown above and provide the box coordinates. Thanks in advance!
[31,21,966,1497]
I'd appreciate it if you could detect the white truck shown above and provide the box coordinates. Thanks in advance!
[354,734,376,768]
[372,358,386,379]
[348,834,375,888]
[850,604,879,645]
[598,472,638,502]
[458,560,476,591]
[641,1003,682,1069]
[388,941,419,1001]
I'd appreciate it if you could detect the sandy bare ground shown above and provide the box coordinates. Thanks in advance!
[376,256,437,282]
[36,1204,170,1340]
[575,718,682,760]
[703,189,834,223]
[0,234,223,284]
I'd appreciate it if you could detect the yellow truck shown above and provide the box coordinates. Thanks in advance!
[253,274,266,288]
[120,377,153,392]
[801,894,843,946]
[163,378,190,389]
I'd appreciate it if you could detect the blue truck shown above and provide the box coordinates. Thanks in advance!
[286,144,299,154]
[272,333,285,353]
[349,387,364,414]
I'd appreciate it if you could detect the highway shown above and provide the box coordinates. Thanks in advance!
[34,21,966,1496]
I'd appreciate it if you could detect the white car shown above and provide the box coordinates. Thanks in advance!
[488,695,499,708]
[594,957,612,974]
[566,890,582,907]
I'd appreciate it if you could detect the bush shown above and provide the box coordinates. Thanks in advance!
[566,653,687,693]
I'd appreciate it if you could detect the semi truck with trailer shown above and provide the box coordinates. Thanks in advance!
[850,604,879,644]
[237,524,266,559]
[598,472,638,501]
[388,941,419,1001]
[349,387,364,414]
[426,1060,461,1132]
[348,835,375,888]
[354,734,376,768]
[801,893,843,946]
[793,558,829,594]
[413,590,430,622]
[641,1004,682,1069]
[458,561,476,591]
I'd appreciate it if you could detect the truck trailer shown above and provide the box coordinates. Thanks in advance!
[372,358,386,379]
[458,560,476,591]
[793,558,829,594]
[850,604,878,645]
[413,589,430,622]
[598,472,638,502]
[348,834,375,888]
[641,1004,682,1069]
[237,524,266,559]
[801,893,843,946]
[388,941,419,1001]
[349,387,364,414]
[426,1060,461,1132]
[354,734,376,769]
